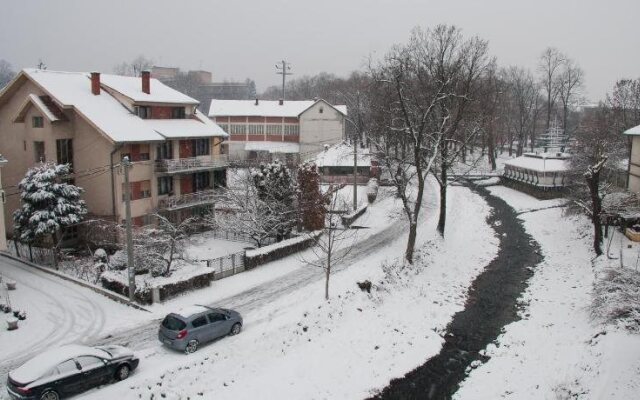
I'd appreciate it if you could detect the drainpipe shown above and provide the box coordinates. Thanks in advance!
[110,144,124,221]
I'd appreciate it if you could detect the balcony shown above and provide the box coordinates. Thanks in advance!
[158,189,221,211]
[155,155,229,174]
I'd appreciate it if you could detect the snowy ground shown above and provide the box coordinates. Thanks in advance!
[455,185,640,400]
[78,180,499,400]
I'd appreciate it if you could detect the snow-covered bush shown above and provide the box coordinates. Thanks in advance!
[591,267,640,332]
[252,160,296,241]
[94,248,108,263]
[108,250,128,270]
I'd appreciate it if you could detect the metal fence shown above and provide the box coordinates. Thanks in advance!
[7,240,53,266]
[199,251,246,280]
[208,229,277,246]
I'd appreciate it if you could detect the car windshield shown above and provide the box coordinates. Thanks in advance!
[162,315,186,331]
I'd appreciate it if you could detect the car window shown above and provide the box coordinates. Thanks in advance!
[208,313,226,323]
[191,316,208,327]
[76,356,104,370]
[162,315,187,331]
[50,360,79,377]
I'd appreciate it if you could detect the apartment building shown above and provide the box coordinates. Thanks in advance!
[0,69,229,234]
[209,99,347,164]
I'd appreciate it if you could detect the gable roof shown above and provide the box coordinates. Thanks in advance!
[100,73,198,104]
[624,124,640,135]
[12,94,64,122]
[1,69,225,143]
[209,99,347,118]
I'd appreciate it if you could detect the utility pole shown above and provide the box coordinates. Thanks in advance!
[122,156,136,301]
[275,60,293,101]
[353,135,358,211]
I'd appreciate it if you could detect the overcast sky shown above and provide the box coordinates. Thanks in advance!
[1,0,639,101]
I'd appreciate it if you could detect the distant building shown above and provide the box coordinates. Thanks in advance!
[624,124,640,192]
[502,152,570,197]
[314,142,377,184]
[209,99,347,165]
[151,66,252,112]
[0,69,228,233]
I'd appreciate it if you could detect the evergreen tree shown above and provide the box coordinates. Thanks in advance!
[251,160,296,241]
[13,163,87,252]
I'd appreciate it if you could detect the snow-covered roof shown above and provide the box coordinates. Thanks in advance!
[100,73,198,104]
[176,305,211,318]
[148,113,228,139]
[13,94,61,122]
[624,124,640,135]
[19,69,222,143]
[9,344,108,384]
[315,142,371,168]
[209,99,347,118]
[503,153,570,172]
[244,141,300,153]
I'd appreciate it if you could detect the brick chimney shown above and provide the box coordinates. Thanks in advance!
[279,99,283,106]
[141,70,150,94]
[90,72,100,95]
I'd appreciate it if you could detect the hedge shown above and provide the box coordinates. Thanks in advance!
[245,231,322,270]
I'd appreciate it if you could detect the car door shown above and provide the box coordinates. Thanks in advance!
[76,356,111,390]
[190,315,211,343]
[207,312,228,340]
[49,359,83,396]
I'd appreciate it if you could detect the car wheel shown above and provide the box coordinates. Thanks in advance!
[230,323,242,336]
[40,390,59,400]
[116,364,130,381]
[185,339,198,354]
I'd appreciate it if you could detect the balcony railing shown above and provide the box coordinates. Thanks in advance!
[158,189,220,210]
[155,155,229,173]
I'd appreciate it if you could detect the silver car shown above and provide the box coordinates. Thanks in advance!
[158,305,243,354]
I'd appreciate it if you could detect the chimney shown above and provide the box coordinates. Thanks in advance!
[255,98,259,106]
[279,99,283,106]
[141,70,150,94]
[90,72,100,95]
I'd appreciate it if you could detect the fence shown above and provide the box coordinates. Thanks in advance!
[7,240,54,266]
[200,251,246,280]
[208,229,277,246]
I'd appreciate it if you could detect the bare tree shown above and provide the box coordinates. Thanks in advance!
[504,66,540,156]
[538,47,566,132]
[0,59,16,90]
[301,190,357,300]
[113,55,154,76]
[557,58,584,136]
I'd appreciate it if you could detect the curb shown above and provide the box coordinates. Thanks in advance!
[0,252,150,312]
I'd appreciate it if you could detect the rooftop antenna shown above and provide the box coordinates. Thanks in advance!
[275,60,293,102]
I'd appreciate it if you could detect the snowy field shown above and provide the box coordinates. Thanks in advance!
[79,180,499,400]
[455,186,640,400]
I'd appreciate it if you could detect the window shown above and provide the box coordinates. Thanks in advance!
[157,141,173,160]
[194,172,210,191]
[157,176,173,195]
[34,141,45,162]
[319,106,324,114]
[283,125,299,135]
[191,316,208,328]
[122,144,150,162]
[76,356,104,371]
[248,124,264,135]
[207,313,226,323]
[266,125,282,135]
[162,316,186,331]
[229,124,246,135]
[219,144,228,155]
[56,139,73,170]
[218,124,229,133]
[172,107,186,119]
[32,116,44,128]
[140,180,151,199]
[194,138,210,156]
[135,106,151,119]
[52,360,80,377]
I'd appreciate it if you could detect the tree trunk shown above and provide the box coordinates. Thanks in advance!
[437,168,447,236]
[405,221,417,264]
[586,170,603,256]
[487,130,497,171]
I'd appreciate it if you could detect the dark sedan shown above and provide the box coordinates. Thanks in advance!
[7,344,139,400]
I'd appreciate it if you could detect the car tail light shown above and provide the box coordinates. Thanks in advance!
[15,386,31,395]
[176,329,188,339]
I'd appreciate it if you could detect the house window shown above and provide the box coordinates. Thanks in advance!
[156,141,173,160]
[229,124,246,135]
[220,143,228,155]
[283,125,299,135]
[172,107,186,119]
[140,180,151,198]
[319,107,324,114]
[266,125,282,135]
[194,139,210,156]
[56,139,73,170]
[193,172,210,191]
[34,141,45,163]
[135,106,151,119]
[248,125,264,135]
[122,144,150,162]
[157,176,173,196]
[218,124,229,133]
[32,116,44,128]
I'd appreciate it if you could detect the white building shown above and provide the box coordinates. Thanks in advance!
[209,99,347,164]
[503,152,570,193]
